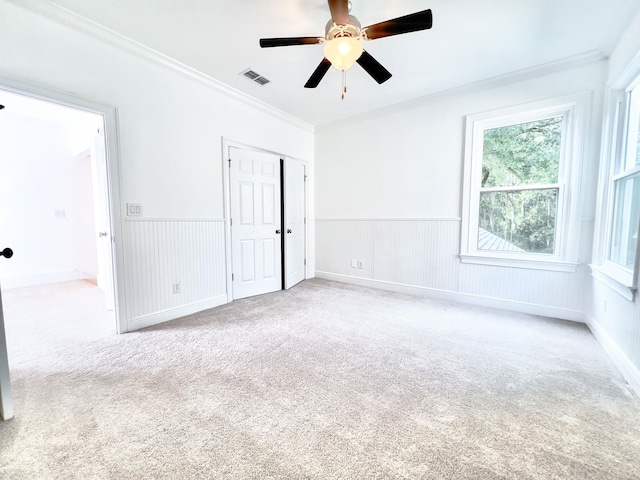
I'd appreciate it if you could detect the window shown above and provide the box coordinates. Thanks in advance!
[594,79,640,296]
[461,96,585,271]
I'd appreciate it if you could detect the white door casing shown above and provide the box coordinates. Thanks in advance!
[0,284,13,421]
[284,158,306,289]
[229,147,282,299]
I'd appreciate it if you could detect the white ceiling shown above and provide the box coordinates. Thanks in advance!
[44,0,640,126]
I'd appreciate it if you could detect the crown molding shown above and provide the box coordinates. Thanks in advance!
[5,0,314,133]
[316,50,607,132]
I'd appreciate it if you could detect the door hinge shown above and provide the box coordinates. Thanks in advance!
[228,159,231,167]
[304,175,307,182]
[232,274,234,281]
[304,217,306,224]
[304,259,307,265]
[230,218,233,226]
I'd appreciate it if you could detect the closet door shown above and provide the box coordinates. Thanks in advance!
[284,158,306,289]
[229,147,282,299]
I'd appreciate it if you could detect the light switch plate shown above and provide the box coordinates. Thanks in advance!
[127,203,142,217]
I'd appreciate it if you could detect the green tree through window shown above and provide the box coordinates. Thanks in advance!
[479,117,563,253]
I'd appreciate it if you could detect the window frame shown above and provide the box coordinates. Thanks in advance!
[592,77,640,299]
[461,95,587,272]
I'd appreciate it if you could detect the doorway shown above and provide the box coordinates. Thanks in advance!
[226,144,307,300]
[0,85,122,420]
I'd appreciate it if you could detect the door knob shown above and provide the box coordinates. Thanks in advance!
[287,229,292,234]
[275,230,281,234]
[99,232,108,238]
[0,248,13,259]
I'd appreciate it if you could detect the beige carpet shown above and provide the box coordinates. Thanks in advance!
[0,279,639,479]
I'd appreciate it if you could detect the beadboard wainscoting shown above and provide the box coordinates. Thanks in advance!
[315,219,460,291]
[315,219,585,321]
[124,220,227,331]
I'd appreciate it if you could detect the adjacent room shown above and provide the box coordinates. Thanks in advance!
[1,0,640,478]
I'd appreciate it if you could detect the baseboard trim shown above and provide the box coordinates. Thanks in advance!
[315,272,585,323]
[1,270,95,289]
[128,294,228,332]
[586,315,640,397]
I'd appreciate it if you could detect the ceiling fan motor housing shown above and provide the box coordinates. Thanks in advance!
[325,15,361,40]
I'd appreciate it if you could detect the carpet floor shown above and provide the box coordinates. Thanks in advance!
[0,279,639,479]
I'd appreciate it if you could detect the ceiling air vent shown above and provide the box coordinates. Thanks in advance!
[240,68,271,86]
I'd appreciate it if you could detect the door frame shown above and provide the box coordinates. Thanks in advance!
[0,76,127,334]
[222,139,309,302]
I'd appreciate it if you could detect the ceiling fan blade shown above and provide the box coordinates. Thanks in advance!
[328,0,349,25]
[356,50,392,84]
[260,37,322,48]
[363,9,433,40]
[304,58,332,88]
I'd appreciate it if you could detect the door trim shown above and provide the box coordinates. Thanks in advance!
[222,139,309,301]
[0,76,127,334]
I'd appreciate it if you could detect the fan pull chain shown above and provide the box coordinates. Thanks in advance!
[341,70,347,100]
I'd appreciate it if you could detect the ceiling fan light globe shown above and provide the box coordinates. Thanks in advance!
[324,37,363,71]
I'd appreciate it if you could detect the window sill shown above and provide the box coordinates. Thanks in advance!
[590,263,636,301]
[460,254,580,272]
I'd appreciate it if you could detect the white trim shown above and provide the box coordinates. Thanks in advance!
[317,51,606,131]
[586,315,640,397]
[0,77,127,335]
[315,271,585,323]
[0,288,14,421]
[610,44,640,90]
[315,218,462,222]
[6,0,313,133]
[128,295,228,331]
[460,255,580,272]
[124,218,226,223]
[590,263,636,301]
[592,88,625,263]
[222,139,233,303]
[283,156,311,285]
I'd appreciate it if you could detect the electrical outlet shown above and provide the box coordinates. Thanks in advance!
[53,209,66,218]
[351,259,357,268]
[357,260,363,269]
[173,282,181,294]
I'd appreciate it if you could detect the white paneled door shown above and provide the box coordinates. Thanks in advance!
[230,147,282,299]
[93,127,115,311]
[0,279,13,421]
[284,158,306,289]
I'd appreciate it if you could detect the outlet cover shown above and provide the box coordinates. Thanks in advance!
[351,259,357,268]
[173,282,181,294]
[357,261,364,269]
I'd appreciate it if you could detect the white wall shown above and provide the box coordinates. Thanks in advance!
[315,60,606,320]
[0,1,314,330]
[586,11,640,394]
[0,113,98,288]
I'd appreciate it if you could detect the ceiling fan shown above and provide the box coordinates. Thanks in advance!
[259,0,433,90]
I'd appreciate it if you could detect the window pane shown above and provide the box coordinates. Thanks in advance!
[478,189,558,254]
[609,172,640,269]
[482,117,562,188]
